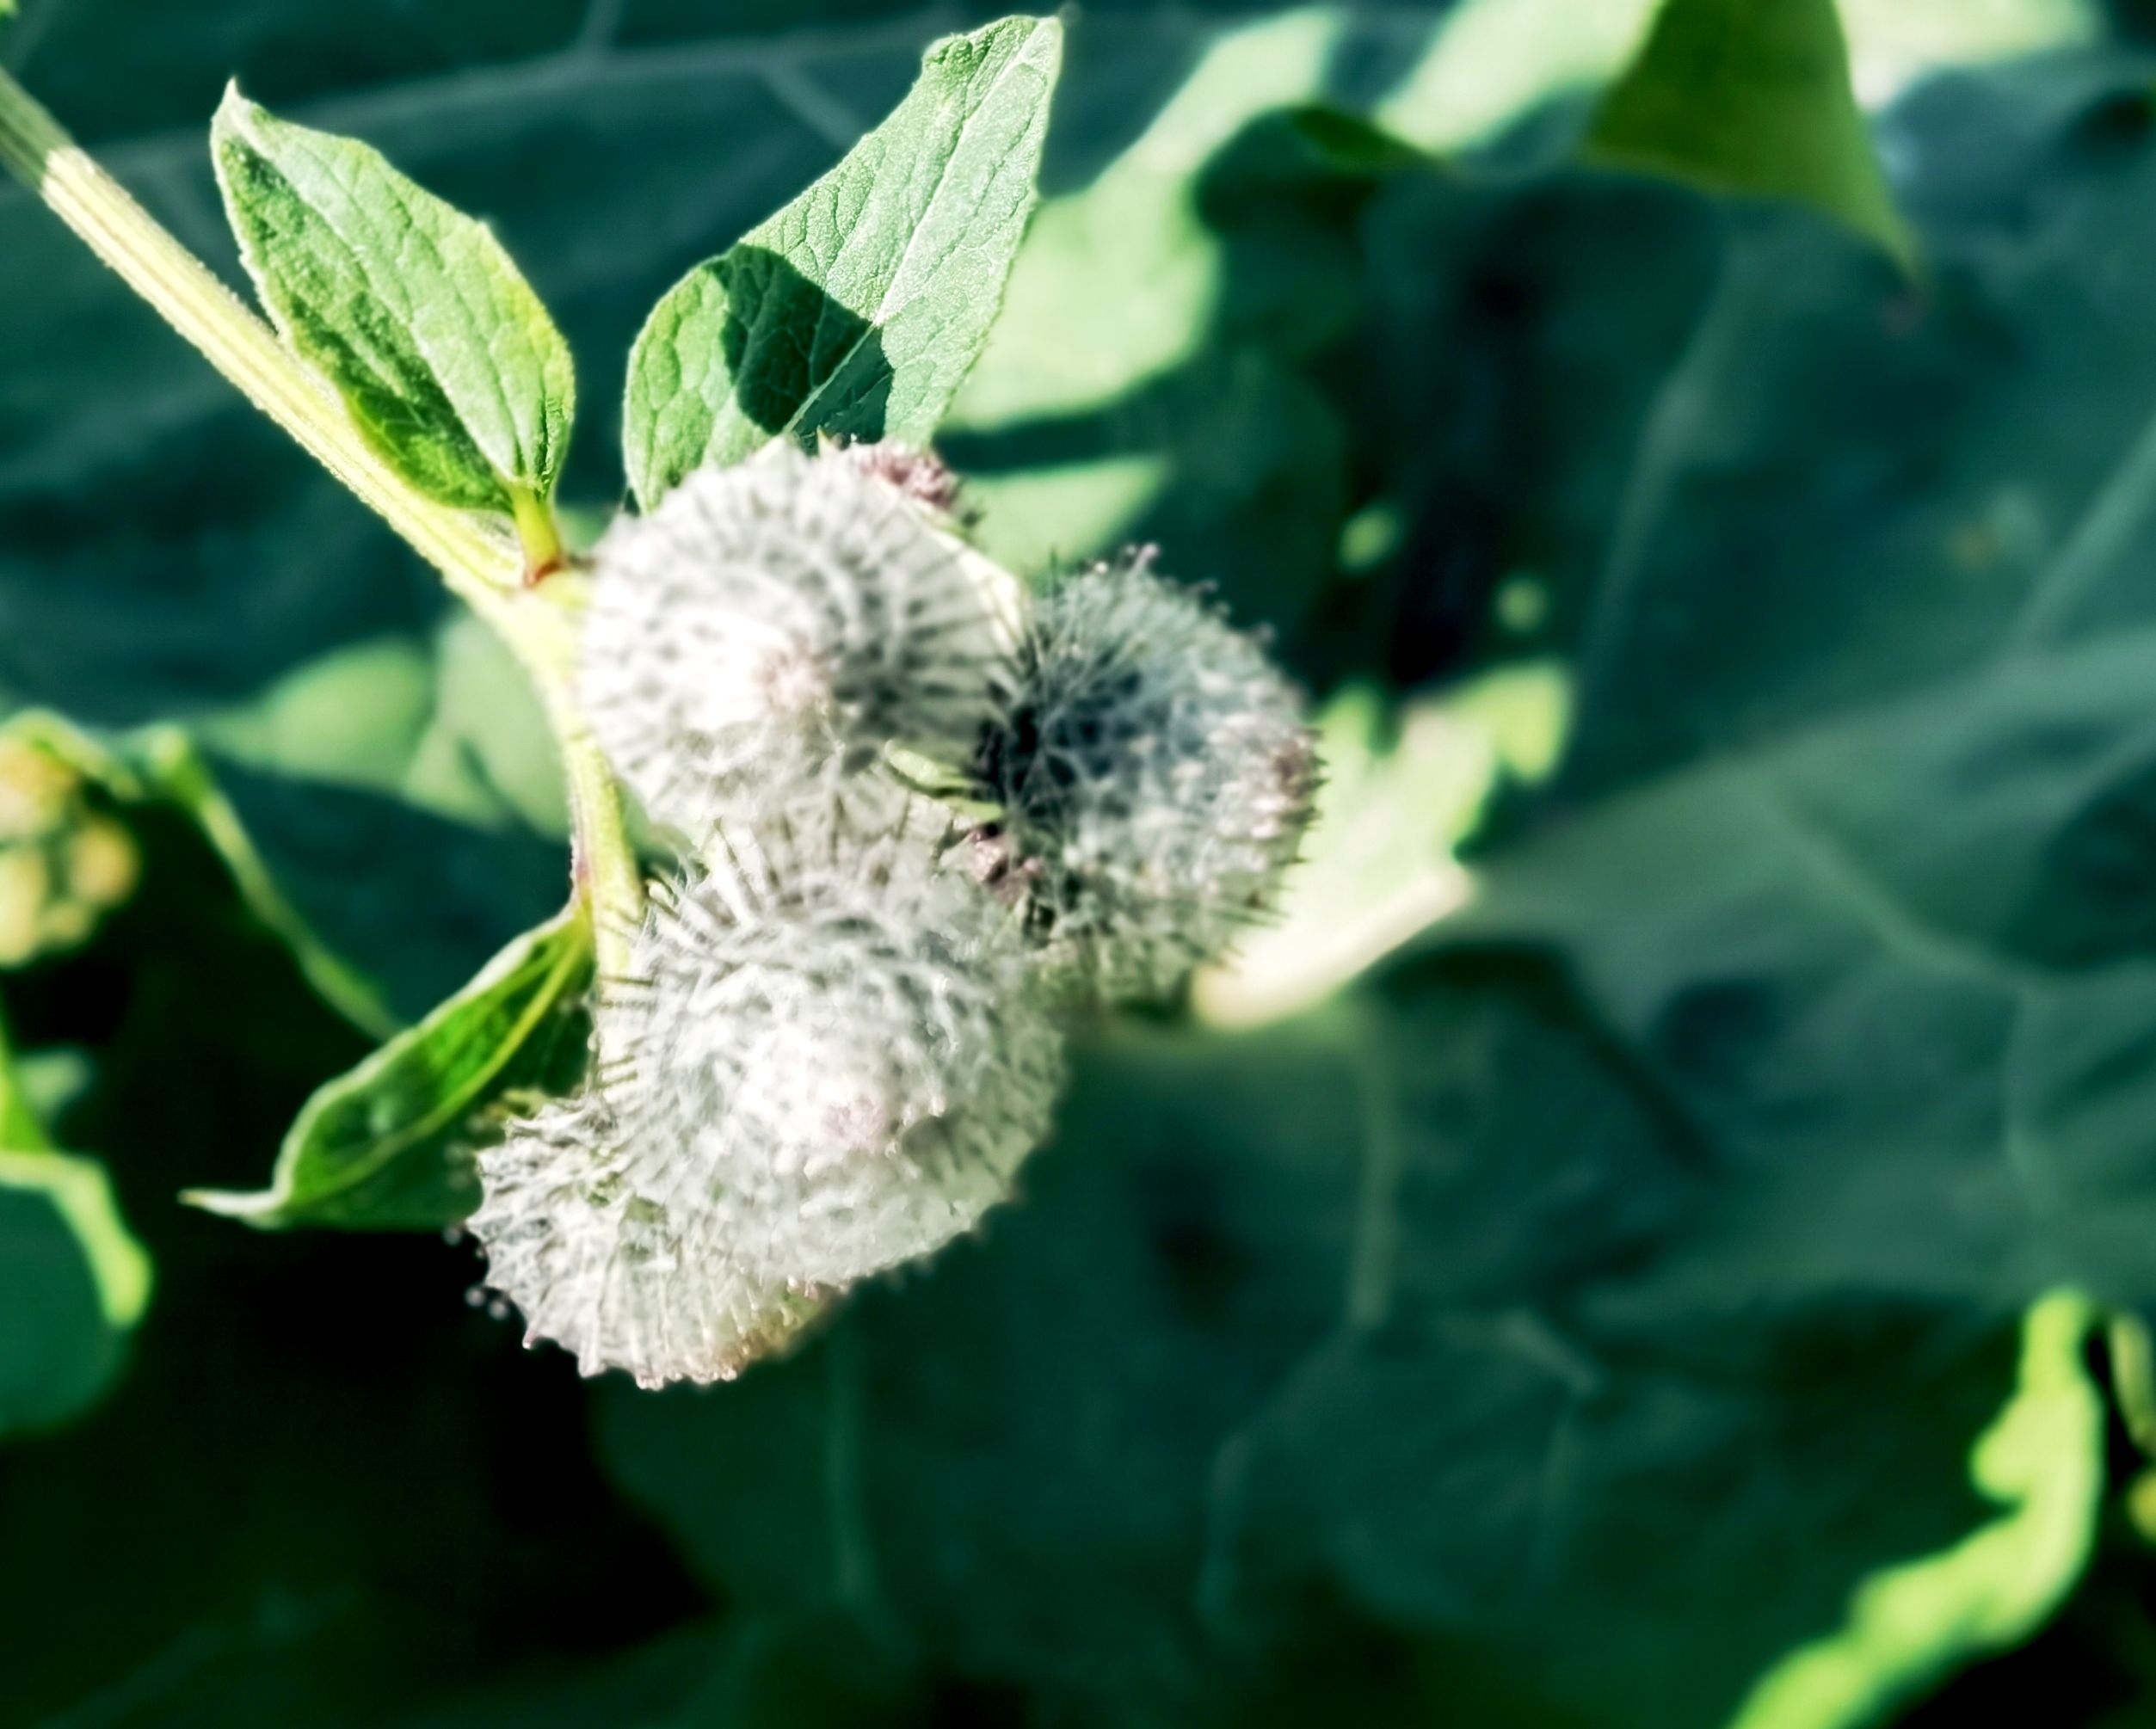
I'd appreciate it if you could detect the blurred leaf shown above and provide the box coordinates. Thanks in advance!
[188,903,590,1230]
[213,84,576,514]
[622,15,1062,505]
[0,1008,150,1437]
[1376,0,2097,156]
[0,712,140,967]
[1835,0,2097,94]
[1,710,396,1036]
[1728,1291,2104,1729]
[197,619,565,840]
[599,969,2036,1729]
[0,705,709,1726]
[1585,0,1915,264]
[1192,661,1571,1028]
[1377,0,1661,153]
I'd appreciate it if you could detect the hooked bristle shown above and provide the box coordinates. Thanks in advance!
[974,553,1319,1000]
[467,1092,829,1388]
[580,442,1017,842]
[470,821,1064,1385]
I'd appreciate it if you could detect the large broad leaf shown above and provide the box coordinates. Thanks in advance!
[213,85,576,514]
[15,4,2156,1727]
[594,967,2036,1729]
[187,903,592,1230]
[622,15,1062,504]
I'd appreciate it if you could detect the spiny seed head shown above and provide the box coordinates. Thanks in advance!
[610,823,1063,1289]
[468,1093,825,1388]
[471,818,1064,1386]
[975,551,1319,1000]
[580,442,1016,840]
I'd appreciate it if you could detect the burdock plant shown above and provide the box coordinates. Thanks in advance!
[0,12,1315,1387]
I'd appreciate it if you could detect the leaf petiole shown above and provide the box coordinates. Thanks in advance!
[509,486,570,582]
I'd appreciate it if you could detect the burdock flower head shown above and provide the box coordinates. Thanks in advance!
[477,443,1315,1388]
[580,443,1017,842]
[469,809,1063,1388]
[971,551,1319,1000]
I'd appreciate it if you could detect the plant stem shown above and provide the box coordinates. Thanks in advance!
[496,589,645,982]
[509,485,569,581]
[0,65,644,968]
[0,68,510,612]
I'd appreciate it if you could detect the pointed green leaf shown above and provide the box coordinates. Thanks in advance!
[624,15,1061,505]
[186,905,592,1230]
[1584,0,1915,265]
[212,83,575,514]
[1726,1291,2104,1729]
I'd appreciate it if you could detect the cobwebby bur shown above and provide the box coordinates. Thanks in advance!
[469,807,1064,1388]
[479,442,1315,1388]
[465,1092,826,1388]
[970,551,1320,1001]
[579,442,1017,844]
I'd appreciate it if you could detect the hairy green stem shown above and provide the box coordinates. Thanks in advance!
[0,65,644,978]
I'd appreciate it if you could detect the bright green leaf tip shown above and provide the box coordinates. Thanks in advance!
[623,13,1063,505]
[1724,1290,2104,1729]
[1585,0,1918,270]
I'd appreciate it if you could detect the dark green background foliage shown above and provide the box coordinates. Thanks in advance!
[17,1,2156,1725]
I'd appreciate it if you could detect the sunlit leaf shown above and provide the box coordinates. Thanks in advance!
[186,904,590,1229]
[213,84,576,514]
[1728,1291,2104,1729]
[623,16,1061,504]
[1584,0,1916,263]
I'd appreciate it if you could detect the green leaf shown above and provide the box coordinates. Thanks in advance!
[23,8,2156,1726]
[0,1011,151,1437]
[1727,1290,2104,1729]
[211,83,576,514]
[948,9,1352,602]
[622,15,1062,505]
[597,975,2037,1729]
[0,711,397,1037]
[186,904,591,1229]
[1583,0,1917,264]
